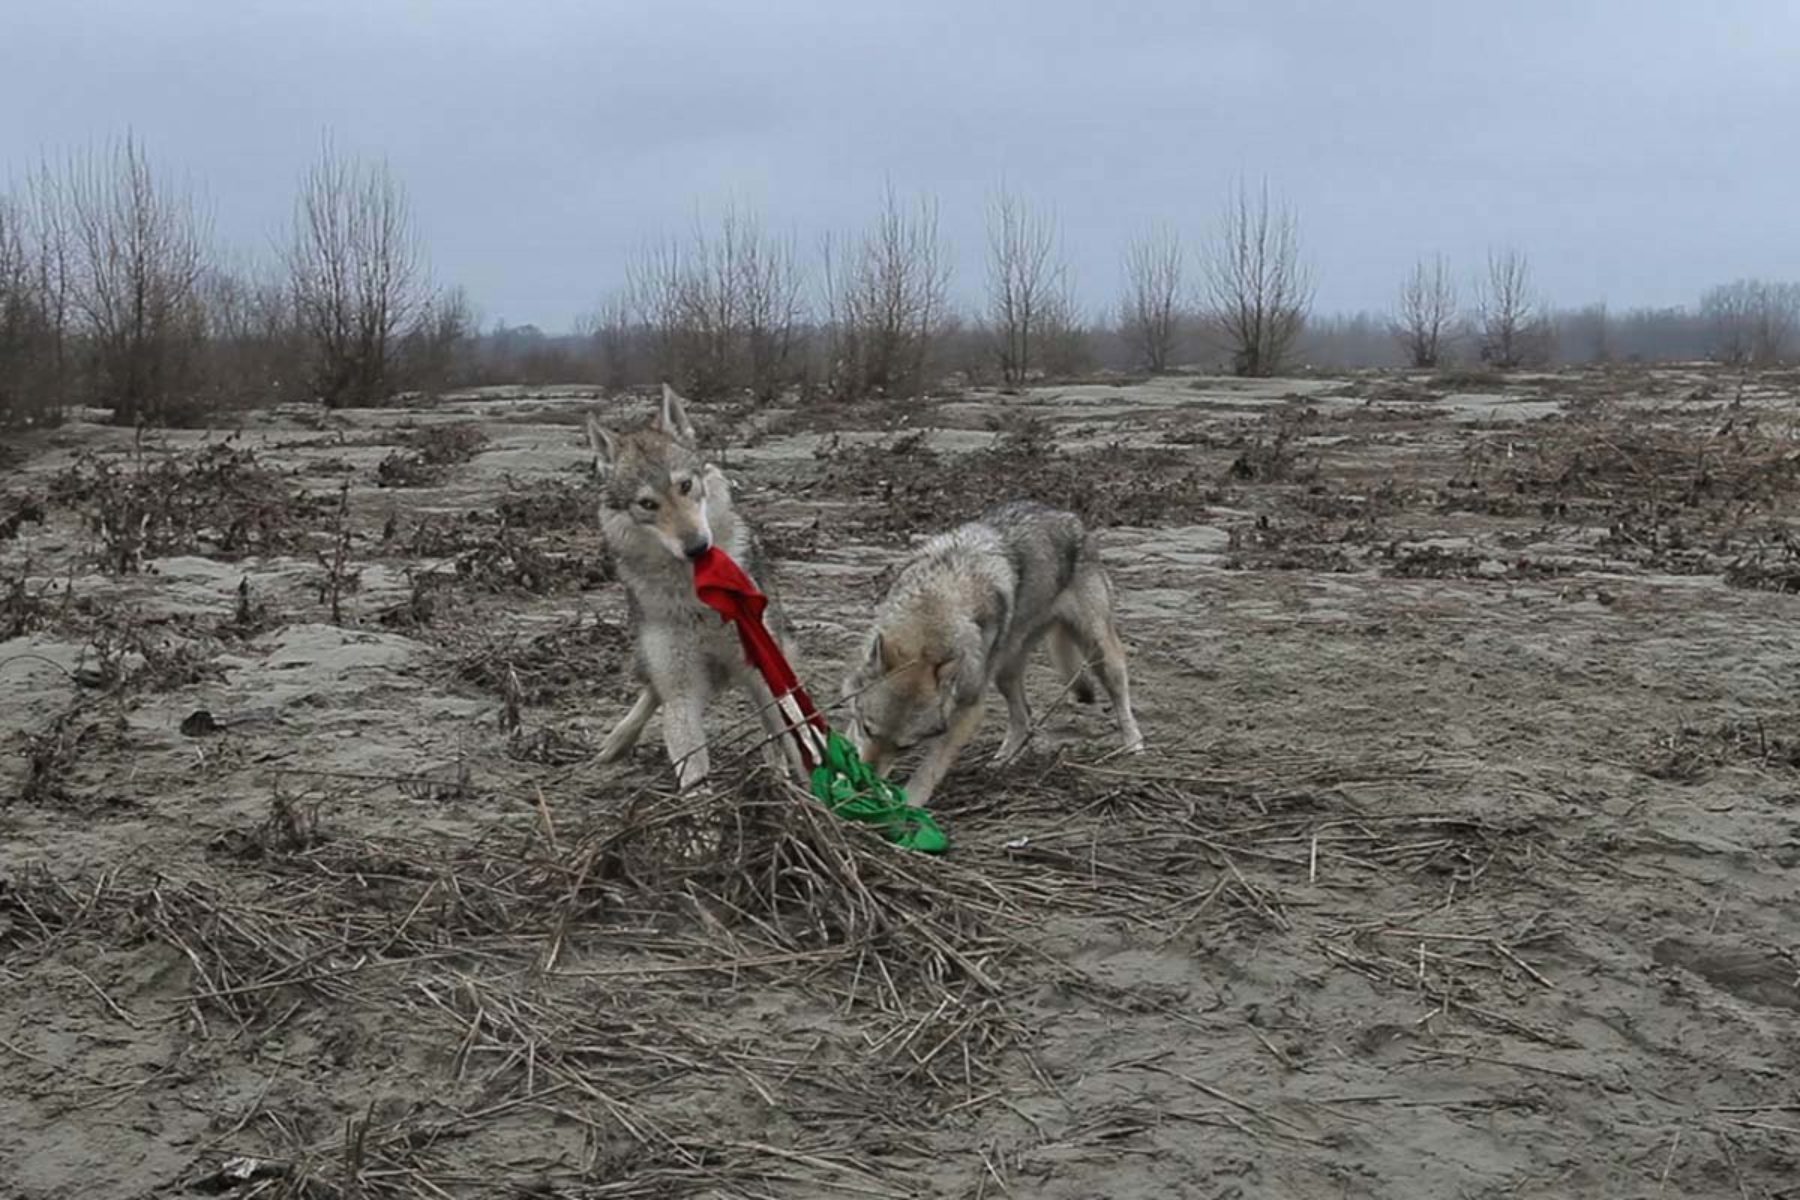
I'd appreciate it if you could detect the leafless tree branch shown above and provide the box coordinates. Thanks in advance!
[287,137,429,406]
[821,183,952,399]
[985,187,1070,385]
[63,135,212,421]
[1391,253,1457,368]
[1475,247,1549,370]
[1701,279,1799,368]
[1199,179,1312,377]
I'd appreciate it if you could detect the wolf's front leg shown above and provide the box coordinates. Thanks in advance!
[656,684,711,792]
[599,687,660,762]
[904,699,986,809]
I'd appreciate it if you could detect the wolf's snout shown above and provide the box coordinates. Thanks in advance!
[683,536,712,561]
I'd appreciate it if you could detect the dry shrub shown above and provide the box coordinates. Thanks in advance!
[406,420,486,466]
[1378,544,1487,579]
[373,448,439,488]
[1,492,45,540]
[1640,717,1800,782]
[396,483,612,597]
[1226,431,1313,482]
[48,441,331,571]
[814,423,1223,537]
[448,528,611,595]
[65,618,224,694]
[370,421,487,489]
[1430,366,1506,390]
[1223,517,1356,573]
[1725,537,1800,593]
[1463,419,1800,579]
[453,613,631,704]
[1500,421,1800,506]
[492,476,603,531]
[1,566,57,639]
[14,701,124,808]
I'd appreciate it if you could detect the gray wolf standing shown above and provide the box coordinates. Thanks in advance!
[841,501,1145,807]
[588,384,802,790]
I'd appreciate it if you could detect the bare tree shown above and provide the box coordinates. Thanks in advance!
[1475,248,1548,370]
[1118,224,1184,373]
[821,183,952,399]
[728,210,807,401]
[399,285,477,394]
[1199,179,1312,377]
[200,259,303,407]
[624,204,806,400]
[63,136,212,422]
[1701,279,1800,367]
[287,140,428,406]
[1561,302,1611,365]
[0,192,45,423]
[985,188,1068,385]
[1391,253,1456,369]
[1034,263,1089,381]
[24,161,75,409]
[625,237,686,387]
[580,290,637,392]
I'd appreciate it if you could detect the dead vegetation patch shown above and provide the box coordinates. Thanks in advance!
[1223,517,1358,573]
[1724,534,1800,593]
[372,421,492,490]
[47,441,336,572]
[451,612,633,705]
[13,700,126,809]
[406,421,489,466]
[445,528,612,595]
[1472,418,1800,509]
[1644,716,1800,782]
[0,739,1604,1197]
[811,421,1224,537]
[3,713,1792,1199]
[1429,367,1508,391]
[1,564,58,639]
[6,381,1800,1199]
[376,484,613,612]
[1,492,46,541]
[491,476,603,531]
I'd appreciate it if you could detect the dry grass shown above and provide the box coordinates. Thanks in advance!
[0,734,1569,1196]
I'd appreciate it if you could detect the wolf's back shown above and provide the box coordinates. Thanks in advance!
[979,501,1090,602]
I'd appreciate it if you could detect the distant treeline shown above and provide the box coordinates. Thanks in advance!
[3,140,1793,428]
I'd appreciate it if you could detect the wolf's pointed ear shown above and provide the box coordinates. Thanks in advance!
[656,382,697,447]
[585,414,617,478]
[865,633,886,672]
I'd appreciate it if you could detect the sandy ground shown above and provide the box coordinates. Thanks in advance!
[2,367,1798,1199]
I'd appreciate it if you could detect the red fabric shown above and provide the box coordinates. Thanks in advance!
[691,547,829,745]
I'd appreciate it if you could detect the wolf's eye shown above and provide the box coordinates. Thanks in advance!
[636,497,660,512]
[678,478,693,496]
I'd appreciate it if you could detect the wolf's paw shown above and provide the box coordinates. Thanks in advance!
[991,740,1031,768]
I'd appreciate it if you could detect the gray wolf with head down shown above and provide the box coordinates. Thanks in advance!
[841,501,1145,808]
[588,384,803,790]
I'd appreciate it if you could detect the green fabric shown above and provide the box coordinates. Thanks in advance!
[808,731,948,854]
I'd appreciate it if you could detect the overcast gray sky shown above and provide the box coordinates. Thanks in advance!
[4,0,1795,332]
